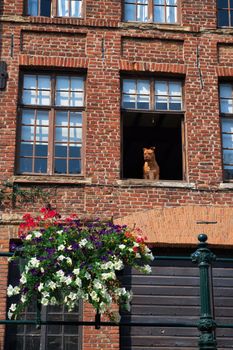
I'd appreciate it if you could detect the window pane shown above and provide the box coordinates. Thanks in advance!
[218,10,229,26]
[221,99,233,113]
[137,95,150,109]
[166,0,176,4]
[56,111,68,126]
[20,143,33,156]
[41,0,51,16]
[36,127,48,141]
[64,336,79,350]
[38,76,51,90]
[154,5,165,22]
[155,96,168,110]
[57,76,69,91]
[169,82,181,96]
[34,158,47,173]
[55,159,67,174]
[231,11,233,26]
[223,134,233,149]
[69,160,81,174]
[24,75,37,89]
[37,111,49,125]
[137,81,150,95]
[123,80,136,94]
[22,126,34,141]
[71,77,84,91]
[220,84,232,98]
[155,81,167,95]
[69,145,81,157]
[169,96,182,110]
[70,112,82,126]
[47,336,62,350]
[56,128,68,142]
[25,336,41,349]
[122,94,136,108]
[70,92,84,106]
[70,128,82,142]
[222,119,233,133]
[55,144,68,157]
[28,0,38,15]
[224,166,233,180]
[137,4,148,21]
[166,6,177,23]
[218,0,229,8]
[56,91,69,106]
[58,0,69,16]
[19,158,33,173]
[70,0,81,17]
[35,144,48,156]
[47,325,62,335]
[125,4,135,21]
[223,149,233,164]
[23,90,37,105]
[154,0,164,4]
[22,110,35,124]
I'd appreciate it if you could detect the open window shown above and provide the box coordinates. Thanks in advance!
[121,78,185,180]
[217,0,233,27]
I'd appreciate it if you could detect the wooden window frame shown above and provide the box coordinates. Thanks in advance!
[5,248,83,350]
[121,77,186,181]
[25,0,84,18]
[123,0,180,24]
[219,82,233,182]
[16,72,86,177]
[217,0,233,27]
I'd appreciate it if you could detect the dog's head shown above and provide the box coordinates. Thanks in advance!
[143,147,156,161]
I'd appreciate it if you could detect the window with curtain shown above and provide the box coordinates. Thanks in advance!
[17,73,85,175]
[124,0,178,23]
[219,83,233,180]
[26,0,83,17]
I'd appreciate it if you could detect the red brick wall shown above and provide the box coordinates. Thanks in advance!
[1,0,233,349]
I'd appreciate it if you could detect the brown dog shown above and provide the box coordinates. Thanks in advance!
[143,147,160,180]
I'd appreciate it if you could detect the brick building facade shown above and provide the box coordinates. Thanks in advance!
[0,0,233,349]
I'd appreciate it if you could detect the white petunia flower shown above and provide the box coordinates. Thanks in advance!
[90,291,99,302]
[57,255,66,261]
[25,234,32,241]
[38,283,44,292]
[74,277,82,287]
[9,303,17,311]
[21,294,27,303]
[28,257,40,268]
[142,265,152,274]
[64,276,72,285]
[101,272,116,280]
[73,268,80,275]
[58,245,65,251]
[119,244,126,250]
[47,281,57,290]
[50,297,57,305]
[41,297,49,306]
[33,231,42,238]
[114,259,124,270]
[93,279,102,290]
[79,239,88,247]
[7,285,20,297]
[66,257,72,266]
[20,273,27,285]
[84,272,91,280]
[57,230,64,234]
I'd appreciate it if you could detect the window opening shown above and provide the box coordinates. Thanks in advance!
[17,73,85,176]
[217,0,233,27]
[124,0,178,24]
[219,83,233,180]
[121,78,184,180]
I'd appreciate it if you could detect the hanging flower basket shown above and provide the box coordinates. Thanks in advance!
[7,207,154,320]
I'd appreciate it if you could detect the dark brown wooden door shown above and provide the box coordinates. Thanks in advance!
[120,249,233,350]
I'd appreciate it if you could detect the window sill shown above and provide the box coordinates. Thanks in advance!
[120,22,194,32]
[219,182,233,190]
[12,175,92,185]
[117,179,195,188]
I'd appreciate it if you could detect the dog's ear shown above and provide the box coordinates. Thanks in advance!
[143,148,146,152]
[151,147,155,150]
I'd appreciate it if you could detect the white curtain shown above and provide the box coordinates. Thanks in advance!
[57,0,69,16]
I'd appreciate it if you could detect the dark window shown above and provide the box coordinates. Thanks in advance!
[217,0,233,27]
[124,0,178,23]
[27,0,83,17]
[219,83,233,181]
[121,78,185,180]
[5,258,82,350]
[17,73,85,175]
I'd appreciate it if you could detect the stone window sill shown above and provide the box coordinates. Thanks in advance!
[12,176,92,185]
[117,179,195,188]
[219,182,233,190]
